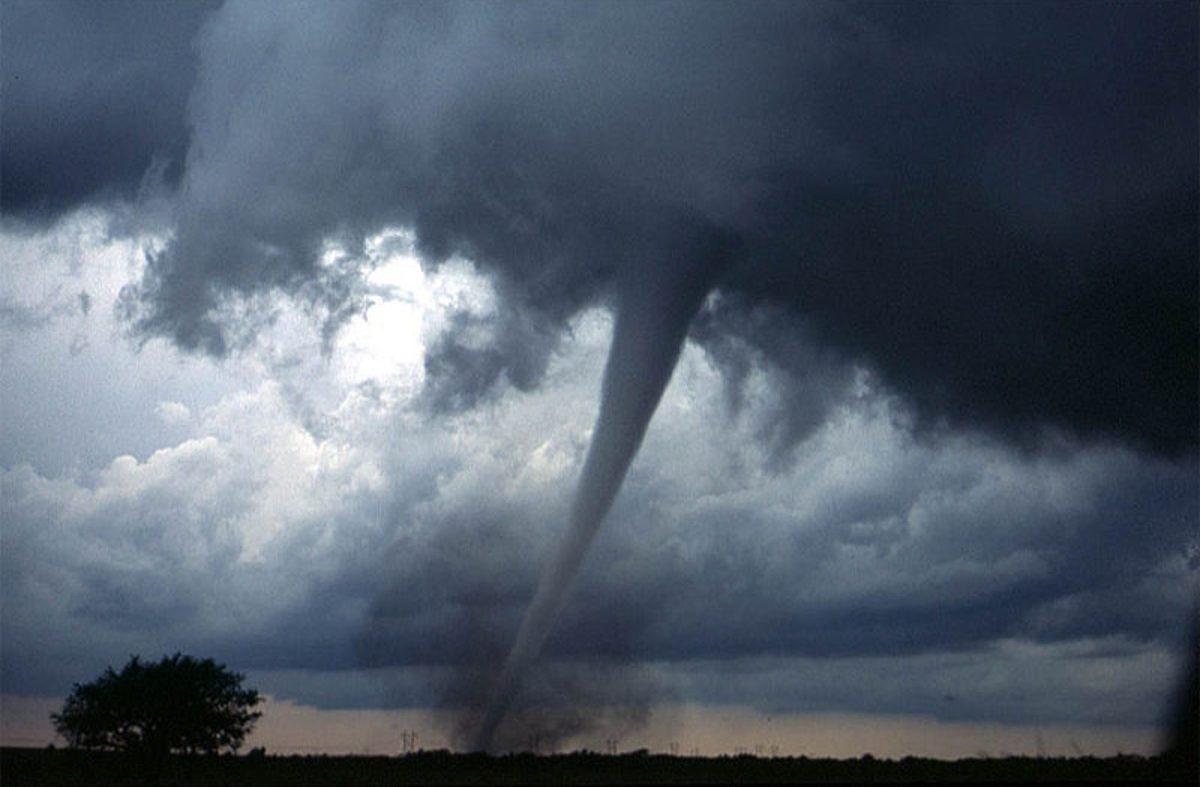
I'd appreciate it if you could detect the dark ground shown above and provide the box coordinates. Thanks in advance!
[1,747,1195,785]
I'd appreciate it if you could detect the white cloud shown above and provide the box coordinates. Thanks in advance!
[155,401,192,425]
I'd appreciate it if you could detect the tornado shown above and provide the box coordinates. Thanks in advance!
[471,235,731,752]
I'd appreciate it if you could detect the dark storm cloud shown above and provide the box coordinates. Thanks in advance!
[691,297,859,466]
[1,0,218,220]
[723,3,1198,456]
[4,0,1196,736]
[63,0,1191,455]
[423,306,560,413]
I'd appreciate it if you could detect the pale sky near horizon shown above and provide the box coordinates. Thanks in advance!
[0,693,1165,759]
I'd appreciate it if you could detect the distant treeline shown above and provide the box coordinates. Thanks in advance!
[1,746,1191,785]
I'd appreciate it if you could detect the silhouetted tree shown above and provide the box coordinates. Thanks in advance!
[51,653,262,756]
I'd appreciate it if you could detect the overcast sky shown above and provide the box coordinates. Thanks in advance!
[2,0,1196,756]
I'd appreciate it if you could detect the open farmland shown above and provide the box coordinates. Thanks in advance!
[2,747,1192,785]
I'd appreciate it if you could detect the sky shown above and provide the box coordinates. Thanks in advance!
[1,0,1197,757]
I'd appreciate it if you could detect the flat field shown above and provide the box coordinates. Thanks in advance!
[2,747,1194,785]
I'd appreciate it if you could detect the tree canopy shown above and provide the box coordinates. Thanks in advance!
[52,653,262,756]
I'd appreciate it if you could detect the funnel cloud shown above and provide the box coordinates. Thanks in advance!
[471,231,734,748]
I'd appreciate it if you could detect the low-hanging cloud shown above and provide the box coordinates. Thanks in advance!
[0,0,216,218]
[41,0,1183,456]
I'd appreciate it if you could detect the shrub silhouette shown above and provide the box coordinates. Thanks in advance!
[51,653,262,756]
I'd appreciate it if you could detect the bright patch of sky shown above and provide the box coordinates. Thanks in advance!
[0,212,496,476]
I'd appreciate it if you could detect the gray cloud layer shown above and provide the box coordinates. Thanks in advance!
[1,217,1194,744]
[1,0,216,216]
[5,334,1194,718]
[2,0,1196,749]
[6,1,1190,454]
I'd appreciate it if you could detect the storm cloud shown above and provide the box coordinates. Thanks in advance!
[2,0,1196,756]
[1,0,216,218]
[5,1,1181,454]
